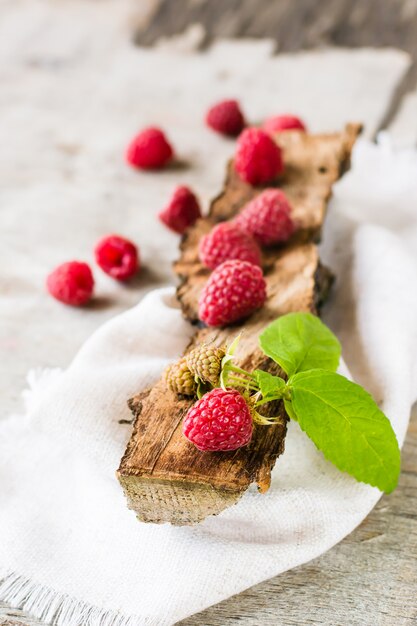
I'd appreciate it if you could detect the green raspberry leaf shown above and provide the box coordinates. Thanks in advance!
[255,370,286,404]
[259,312,341,376]
[288,370,401,493]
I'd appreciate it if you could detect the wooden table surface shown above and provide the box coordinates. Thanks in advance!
[1,1,416,625]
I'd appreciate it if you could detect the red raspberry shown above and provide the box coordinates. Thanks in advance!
[159,186,201,234]
[199,259,266,327]
[125,127,173,170]
[94,235,139,281]
[199,222,261,269]
[46,261,94,306]
[234,127,283,185]
[263,114,306,134]
[183,388,253,451]
[234,189,295,246]
[205,99,245,137]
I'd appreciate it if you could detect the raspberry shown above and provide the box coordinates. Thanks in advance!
[234,127,283,185]
[46,261,94,306]
[94,235,139,281]
[164,357,197,397]
[159,186,201,234]
[263,114,306,134]
[205,99,245,137]
[183,388,253,451]
[199,222,261,269]
[186,344,225,386]
[126,127,173,170]
[199,259,266,327]
[234,189,295,246]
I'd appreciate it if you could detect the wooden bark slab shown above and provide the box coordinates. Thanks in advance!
[175,124,361,321]
[117,124,361,525]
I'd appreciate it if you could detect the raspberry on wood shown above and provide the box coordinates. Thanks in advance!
[164,357,197,397]
[183,388,253,451]
[186,344,226,386]
[234,127,283,185]
[263,114,307,134]
[199,222,261,269]
[159,186,202,234]
[198,259,267,327]
[205,99,245,137]
[126,127,173,170]
[46,261,94,306]
[94,235,139,281]
[234,188,295,246]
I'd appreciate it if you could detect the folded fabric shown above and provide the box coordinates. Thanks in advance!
[1,138,417,626]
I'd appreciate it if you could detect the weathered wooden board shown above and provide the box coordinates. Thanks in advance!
[119,244,323,523]
[135,0,417,130]
[175,125,360,321]
[117,124,359,525]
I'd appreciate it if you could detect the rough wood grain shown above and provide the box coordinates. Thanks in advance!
[117,124,359,525]
[175,125,360,322]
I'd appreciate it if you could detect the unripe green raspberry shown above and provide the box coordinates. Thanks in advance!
[164,357,197,397]
[186,344,225,386]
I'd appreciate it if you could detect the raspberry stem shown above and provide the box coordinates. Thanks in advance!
[255,385,291,406]
[229,364,256,380]
[227,375,259,391]
[252,410,287,426]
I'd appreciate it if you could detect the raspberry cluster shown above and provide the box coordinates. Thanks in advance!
[45,100,305,453]
[46,235,140,306]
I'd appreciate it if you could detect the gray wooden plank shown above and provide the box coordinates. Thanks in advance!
[135,0,417,60]
[134,0,417,128]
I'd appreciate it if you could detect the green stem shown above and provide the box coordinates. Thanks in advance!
[227,375,259,391]
[255,395,282,407]
[229,365,256,380]
[255,386,291,406]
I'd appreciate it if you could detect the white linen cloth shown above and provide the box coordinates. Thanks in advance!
[1,138,417,626]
